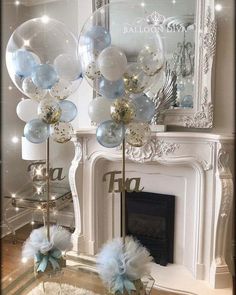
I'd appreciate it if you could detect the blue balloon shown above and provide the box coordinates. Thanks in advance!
[132,94,156,122]
[96,120,125,148]
[12,49,38,77]
[32,64,58,89]
[59,100,78,122]
[24,119,50,144]
[84,26,111,52]
[180,95,193,108]
[99,78,125,99]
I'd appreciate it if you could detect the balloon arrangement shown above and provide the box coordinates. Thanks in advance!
[79,3,165,150]
[78,3,169,294]
[6,17,80,276]
[6,17,82,145]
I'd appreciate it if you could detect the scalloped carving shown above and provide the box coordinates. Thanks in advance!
[125,138,180,163]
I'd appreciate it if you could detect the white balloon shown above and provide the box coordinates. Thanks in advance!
[22,77,47,101]
[54,54,82,81]
[16,99,38,122]
[88,97,112,124]
[97,46,127,81]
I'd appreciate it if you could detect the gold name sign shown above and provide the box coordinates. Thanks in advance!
[103,171,144,193]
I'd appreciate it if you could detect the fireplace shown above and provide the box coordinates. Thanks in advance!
[125,191,175,266]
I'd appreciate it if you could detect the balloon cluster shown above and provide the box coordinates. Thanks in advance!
[6,17,82,144]
[79,3,165,148]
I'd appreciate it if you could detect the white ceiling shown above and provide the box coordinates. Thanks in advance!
[20,0,60,6]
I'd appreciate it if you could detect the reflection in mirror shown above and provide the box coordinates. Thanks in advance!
[109,0,196,110]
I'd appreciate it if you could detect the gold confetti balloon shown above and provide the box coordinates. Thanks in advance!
[110,98,136,125]
[38,97,62,124]
[137,45,164,76]
[123,63,152,94]
[49,79,78,100]
[85,61,102,81]
[125,122,151,147]
[50,122,74,143]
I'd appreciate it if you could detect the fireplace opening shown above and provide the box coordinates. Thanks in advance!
[124,191,175,266]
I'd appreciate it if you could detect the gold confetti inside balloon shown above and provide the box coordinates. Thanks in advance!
[110,98,136,125]
[38,97,62,124]
[125,122,151,147]
[137,45,164,76]
[50,122,74,143]
[49,79,75,100]
[85,61,102,81]
[123,63,152,94]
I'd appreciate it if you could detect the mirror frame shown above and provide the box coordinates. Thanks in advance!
[93,0,216,128]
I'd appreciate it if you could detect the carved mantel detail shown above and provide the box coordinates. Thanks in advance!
[125,138,180,163]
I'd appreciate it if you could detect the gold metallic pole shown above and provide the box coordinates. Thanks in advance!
[122,138,126,244]
[46,138,50,241]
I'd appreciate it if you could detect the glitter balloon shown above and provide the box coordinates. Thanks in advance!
[50,122,74,143]
[49,79,78,100]
[96,120,124,148]
[126,122,151,147]
[137,45,164,76]
[85,62,102,81]
[38,97,62,124]
[22,77,47,101]
[110,98,136,125]
[24,119,50,144]
[123,63,151,94]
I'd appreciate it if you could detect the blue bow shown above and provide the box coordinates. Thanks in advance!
[35,249,62,273]
[112,275,136,294]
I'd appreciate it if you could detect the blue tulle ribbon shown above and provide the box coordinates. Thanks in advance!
[112,275,136,294]
[35,249,62,273]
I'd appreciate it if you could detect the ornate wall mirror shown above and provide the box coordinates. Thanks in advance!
[93,0,216,128]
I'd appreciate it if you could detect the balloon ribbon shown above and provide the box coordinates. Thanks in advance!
[35,249,62,273]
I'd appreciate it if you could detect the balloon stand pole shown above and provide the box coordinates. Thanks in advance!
[46,138,50,242]
[122,138,126,245]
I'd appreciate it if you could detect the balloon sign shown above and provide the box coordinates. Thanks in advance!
[79,2,165,148]
[6,17,82,144]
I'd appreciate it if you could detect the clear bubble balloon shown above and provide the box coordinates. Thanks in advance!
[11,49,39,78]
[110,98,136,125]
[49,79,80,100]
[88,97,113,124]
[32,64,58,89]
[126,122,151,147]
[78,2,164,96]
[50,122,74,143]
[16,99,38,122]
[96,120,125,148]
[54,54,82,81]
[59,100,77,122]
[6,17,82,97]
[99,77,125,100]
[132,94,156,122]
[38,97,62,124]
[22,77,47,101]
[123,63,152,94]
[24,119,50,144]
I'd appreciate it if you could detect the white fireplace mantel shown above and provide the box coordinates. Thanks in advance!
[67,129,234,295]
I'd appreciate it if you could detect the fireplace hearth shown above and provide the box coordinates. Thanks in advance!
[125,191,175,266]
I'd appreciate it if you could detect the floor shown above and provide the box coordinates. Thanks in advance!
[1,224,179,295]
